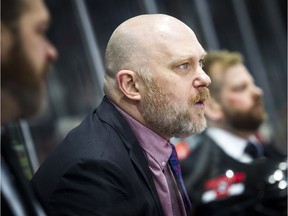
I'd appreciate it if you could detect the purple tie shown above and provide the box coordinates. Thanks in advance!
[168,143,192,214]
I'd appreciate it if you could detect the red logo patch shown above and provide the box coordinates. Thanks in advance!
[203,172,246,200]
[175,141,191,160]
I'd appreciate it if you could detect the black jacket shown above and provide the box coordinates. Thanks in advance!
[180,132,287,216]
[32,97,164,216]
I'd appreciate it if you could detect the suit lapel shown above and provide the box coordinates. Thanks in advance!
[129,142,165,216]
[97,97,164,216]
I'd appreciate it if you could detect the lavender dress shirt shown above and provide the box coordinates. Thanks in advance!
[114,104,186,216]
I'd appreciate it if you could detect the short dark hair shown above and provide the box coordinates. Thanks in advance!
[1,0,27,31]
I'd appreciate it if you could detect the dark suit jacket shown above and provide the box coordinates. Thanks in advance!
[32,97,164,216]
[180,132,287,216]
[1,133,46,216]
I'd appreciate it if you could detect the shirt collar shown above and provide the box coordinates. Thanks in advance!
[206,127,247,160]
[112,103,172,170]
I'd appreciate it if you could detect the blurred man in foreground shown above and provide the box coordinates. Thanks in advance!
[1,0,58,215]
[173,50,287,215]
[32,14,211,216]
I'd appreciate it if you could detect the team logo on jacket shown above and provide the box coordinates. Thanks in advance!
[202,170,246,203]
[175,141,191,160]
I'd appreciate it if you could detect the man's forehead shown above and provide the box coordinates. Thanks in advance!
[223,66,252,86]
[23,0,50,22]
[158,38,206,63]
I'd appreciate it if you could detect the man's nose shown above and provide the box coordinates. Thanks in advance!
[193,69,211,88]
[46,41,58,62]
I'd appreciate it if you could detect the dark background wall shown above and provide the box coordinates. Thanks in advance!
[10,0,286,172]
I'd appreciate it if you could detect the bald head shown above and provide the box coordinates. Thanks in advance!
[104,14,199,95]
[103,14,209,138]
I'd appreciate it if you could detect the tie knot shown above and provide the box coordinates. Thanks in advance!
[169,144,179,166]
[244,141,260,159]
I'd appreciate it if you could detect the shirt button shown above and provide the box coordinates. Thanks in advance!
[162,161,166,167]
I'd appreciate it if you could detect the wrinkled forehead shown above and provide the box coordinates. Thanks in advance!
[146,22,205,62]
[112,14,205,65]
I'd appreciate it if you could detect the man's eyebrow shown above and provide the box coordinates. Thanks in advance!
[169,55,194,63]
[169,52,207,65]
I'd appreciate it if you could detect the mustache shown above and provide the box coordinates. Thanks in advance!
[189,87,210,104]
[254,95,263,104]
[252,95,265,109]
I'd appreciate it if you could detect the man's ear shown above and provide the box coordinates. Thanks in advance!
[205,98,223,121]
[116,70,141,101]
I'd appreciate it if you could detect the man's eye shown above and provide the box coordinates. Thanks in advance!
[233,84,247,92]
[178,63,189,70]
[36,24,49,35]
[199,59,204,68]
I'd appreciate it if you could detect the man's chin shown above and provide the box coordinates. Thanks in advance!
[18,89,45,118]
[21,101,43,119]
[175,119,207,138]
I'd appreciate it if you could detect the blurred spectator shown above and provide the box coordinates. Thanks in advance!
[173,50,287,215]
[1,0,57,215]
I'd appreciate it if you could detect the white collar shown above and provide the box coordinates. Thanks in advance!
[206,127,254,163]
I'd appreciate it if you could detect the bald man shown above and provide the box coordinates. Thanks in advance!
[32,14,211,216]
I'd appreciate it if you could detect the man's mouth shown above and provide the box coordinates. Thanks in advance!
[194,99,205,108]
